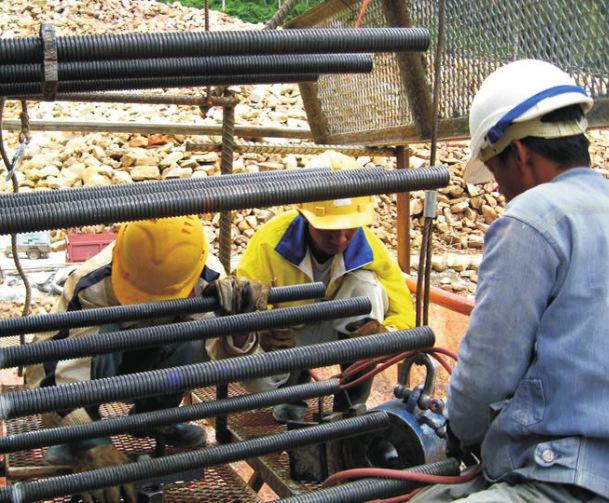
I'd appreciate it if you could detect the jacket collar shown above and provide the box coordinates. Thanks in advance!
[274,213,373,272]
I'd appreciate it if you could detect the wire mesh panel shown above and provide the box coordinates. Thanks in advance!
[288,0,609,145]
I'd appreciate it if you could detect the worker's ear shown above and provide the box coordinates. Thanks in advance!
[511,140,532,174]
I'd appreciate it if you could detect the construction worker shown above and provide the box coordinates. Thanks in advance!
[211,151,415,423]
[411,60,609,502]
[26,216,268,503]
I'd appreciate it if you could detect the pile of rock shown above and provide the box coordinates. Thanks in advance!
[1,0,608,295]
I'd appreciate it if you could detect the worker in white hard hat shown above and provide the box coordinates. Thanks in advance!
[27,216,269,503]
[208,151,415,423]
[411,60,609,501]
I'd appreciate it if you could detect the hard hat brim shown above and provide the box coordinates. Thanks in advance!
[111,249,200,305]
[464,157,495,184]
[299,209,376,230]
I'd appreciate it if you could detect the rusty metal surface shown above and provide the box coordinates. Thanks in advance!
[1,387,260,502]
[193,385,335,497]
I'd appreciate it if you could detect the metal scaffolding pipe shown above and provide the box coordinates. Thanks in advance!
[0,27,429,64]
[3,54,373,84]
[0,380,340,454]
[0,328,435,419]
[275,459,460,503]
[0,73,319,97]
[186,141,397,157]
[0,297,372,369]
[0,166,450,234]
[0,117,314,139]
[0,283,326,338]
[3,412,390,503]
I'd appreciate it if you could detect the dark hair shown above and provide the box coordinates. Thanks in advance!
[497,104,590,167]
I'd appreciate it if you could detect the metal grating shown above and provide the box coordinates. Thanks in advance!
[288,0,609,145]
[193,385,335,498]
[1,390,260,502]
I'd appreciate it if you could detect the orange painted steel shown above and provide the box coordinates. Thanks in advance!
[406,277,474,316]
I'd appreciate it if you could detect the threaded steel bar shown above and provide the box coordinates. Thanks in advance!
[0,380,340,454]
[0,328,434,419]
[218,100,235,274]
[0,73,319,97]
[0,283,326,338]
[0,167,336,210]
[0,28,429,64]
[6,412,390,503]
[52,92,209,106]
[0,297,372,369]
[275,459,460,503]
[0,166,450,235]
[3,54,372,84]
[186,141,397,157]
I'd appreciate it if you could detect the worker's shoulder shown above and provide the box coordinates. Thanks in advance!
[67,242,114,285]
[506,167,609,222]
[252,210,299,242]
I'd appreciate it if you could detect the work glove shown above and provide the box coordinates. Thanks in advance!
[206,276,270,315]
[72,444,136,503]
[345,318,388,337]
[259,327,296,352]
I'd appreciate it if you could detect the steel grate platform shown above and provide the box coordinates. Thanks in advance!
[1,386,260,502]
[192,384,335,498]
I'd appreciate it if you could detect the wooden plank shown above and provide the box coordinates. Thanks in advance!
[396,147,410,272]
[1,119,313,140]
[382,0,434,139]
[297,82,330,144]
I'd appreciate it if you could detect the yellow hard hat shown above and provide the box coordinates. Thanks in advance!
[111,216,208,305]
[297,150,375,230]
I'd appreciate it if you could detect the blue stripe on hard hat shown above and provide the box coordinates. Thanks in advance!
[486,85,588,145]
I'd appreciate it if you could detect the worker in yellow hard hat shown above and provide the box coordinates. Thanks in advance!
[26,215,268,503]
[220,151,415,423]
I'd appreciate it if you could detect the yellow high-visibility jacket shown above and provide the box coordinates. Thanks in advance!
[236,210,415,330]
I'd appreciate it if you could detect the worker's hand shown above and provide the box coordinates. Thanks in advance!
[73,444,136,503]
[259,327,296,352]
[345,318,388,337]
[445,422,480,466]
[207,276,270,315]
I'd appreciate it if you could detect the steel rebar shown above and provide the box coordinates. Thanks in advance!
[0,297,372,369]
[0,73,319,97]
[4,412,390,503]
[0,328,435,419]
[0,28,429,64]
[275,459,460,503]
[0,167,337,210]
[0,283,326,338]
[0,166,450,235]
[3,54,372,84]
[0,380,340,454]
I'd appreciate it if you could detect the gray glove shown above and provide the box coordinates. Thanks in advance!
[208,276,270,315]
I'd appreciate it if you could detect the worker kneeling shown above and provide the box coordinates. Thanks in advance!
[26,216,268,500]
[212,151,415,423]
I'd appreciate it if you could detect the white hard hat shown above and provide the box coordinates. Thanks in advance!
[464,59,594,184]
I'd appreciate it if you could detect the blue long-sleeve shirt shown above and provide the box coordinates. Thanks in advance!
[447,167,609,496]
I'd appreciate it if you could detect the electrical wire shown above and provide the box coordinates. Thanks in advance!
[324,463,482,488]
